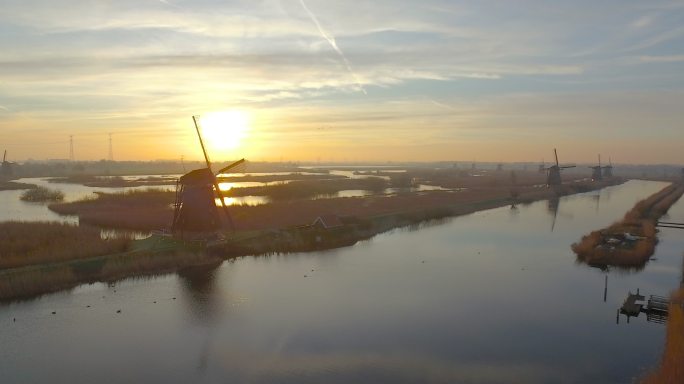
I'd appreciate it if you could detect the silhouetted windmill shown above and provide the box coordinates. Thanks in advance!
[538,159,545,173]
[603,157,614,179]
[496,162,503,172]
[1,150,15,178]
[543,149,575,187]
[589,154,603,181]
[171,116,246,238]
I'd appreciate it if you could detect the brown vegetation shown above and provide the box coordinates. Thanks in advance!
[19,186,65,202]
[0,181,37,191]
[641,287,684,384]
[0,222,129,269]
[572,183,684,268]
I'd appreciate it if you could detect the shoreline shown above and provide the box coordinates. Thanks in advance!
[0,178,624,302]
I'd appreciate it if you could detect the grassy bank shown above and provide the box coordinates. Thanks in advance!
[0,247,219,302]
[0,181,37,191]
[572,183,684,268]
[0,222,129,269]
[641,287,684,384]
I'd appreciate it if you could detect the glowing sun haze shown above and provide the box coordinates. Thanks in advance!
[1,0,683,163]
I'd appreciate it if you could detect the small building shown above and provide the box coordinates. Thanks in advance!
[311,214,344,230]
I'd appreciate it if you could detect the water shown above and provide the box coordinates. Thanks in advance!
[1,180,682,383]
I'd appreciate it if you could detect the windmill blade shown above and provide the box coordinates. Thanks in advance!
[2,150,6,163]
[192,115,234,232]
[216,158,247,175]
[560,165,576,169]
[554,148,559,167]
[192,115,213,170]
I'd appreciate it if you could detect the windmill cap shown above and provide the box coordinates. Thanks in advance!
[179,168,215,185]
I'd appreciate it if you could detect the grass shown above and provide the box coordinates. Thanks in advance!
[0,221,130,270]
[20,186,64,202]
[572,183,684,268]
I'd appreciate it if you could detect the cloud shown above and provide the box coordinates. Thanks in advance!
[298,0,366,94]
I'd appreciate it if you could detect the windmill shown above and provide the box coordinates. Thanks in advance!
[603,157,614,179]
[171,116,246,238]
[1,150,15,178]
[543,149,575,187]
[538,159,545,173]
[496,162,503,172]
[589,154,603,181]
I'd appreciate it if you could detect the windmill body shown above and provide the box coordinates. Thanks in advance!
[172,168,223,235]
[1,150,15,178]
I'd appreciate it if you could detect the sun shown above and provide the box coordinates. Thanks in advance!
[199,110,250,151]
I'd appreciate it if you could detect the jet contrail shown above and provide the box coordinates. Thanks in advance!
[299,0,366,94]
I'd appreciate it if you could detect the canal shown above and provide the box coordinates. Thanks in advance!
[1,180,682,383]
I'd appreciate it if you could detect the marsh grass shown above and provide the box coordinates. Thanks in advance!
[0,221,130,269]
[19,186,64,202]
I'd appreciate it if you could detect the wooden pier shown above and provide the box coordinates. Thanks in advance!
[656,221,684,230]
[617,289,670,324]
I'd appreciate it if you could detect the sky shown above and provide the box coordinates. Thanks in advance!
[1,0,683,164]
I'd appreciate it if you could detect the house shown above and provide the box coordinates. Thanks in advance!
[311,214,344,230]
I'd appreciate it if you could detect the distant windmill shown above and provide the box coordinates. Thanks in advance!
[1,150,15,178]
[603,157,614,179]
[589,155,603,181]
[171,116,246,238]
[538,159,545,173]
[496,162,503,172]
[543,149,575,187]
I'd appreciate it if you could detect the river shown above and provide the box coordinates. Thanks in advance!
[1,180,682,383]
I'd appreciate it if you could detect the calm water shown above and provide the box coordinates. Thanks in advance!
[1,180,682,384]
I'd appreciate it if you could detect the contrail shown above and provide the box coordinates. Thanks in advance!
[299,0,366,94]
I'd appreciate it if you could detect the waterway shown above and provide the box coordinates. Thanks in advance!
[1,180,682,383]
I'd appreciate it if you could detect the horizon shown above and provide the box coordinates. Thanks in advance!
[1,1,683,163]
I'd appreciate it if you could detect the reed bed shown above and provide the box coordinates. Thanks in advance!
[641,287,684,384]
[0,222,129,269]
[20,186,64,202]
[572,183,684,267]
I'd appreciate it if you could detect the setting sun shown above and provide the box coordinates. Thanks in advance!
[199,110,250,152]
